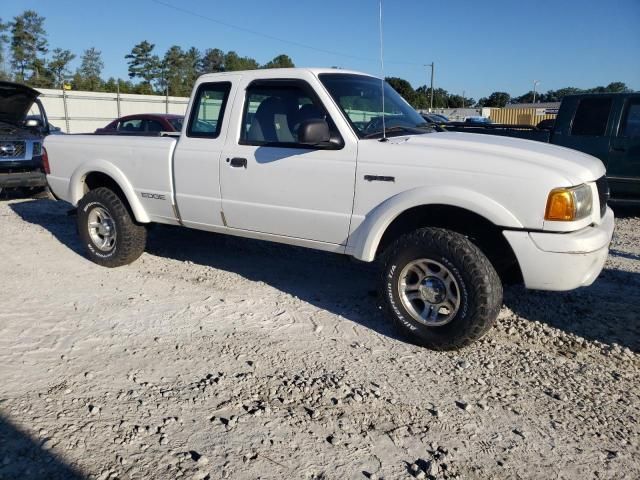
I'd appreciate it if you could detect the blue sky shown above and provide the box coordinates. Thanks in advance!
[4,0,640,100]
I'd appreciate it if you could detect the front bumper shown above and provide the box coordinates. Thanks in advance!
[0,170,47,188]
[503,207,615,291]
[0,156,46,189]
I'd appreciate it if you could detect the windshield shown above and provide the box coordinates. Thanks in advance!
[168,117,184,131]
[319,73,431,139]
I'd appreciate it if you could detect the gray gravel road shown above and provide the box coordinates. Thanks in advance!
[0,198,638,480]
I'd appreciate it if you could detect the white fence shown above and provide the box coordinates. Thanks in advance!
[34,88,488,134]
[35,88,190,134]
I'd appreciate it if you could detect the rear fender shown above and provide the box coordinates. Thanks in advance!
[68,160,150,223]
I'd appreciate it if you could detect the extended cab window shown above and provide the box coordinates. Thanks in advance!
[187,82,231,138]
[570,97,612,136]
[620,101,640,138]
[240,82,337,147]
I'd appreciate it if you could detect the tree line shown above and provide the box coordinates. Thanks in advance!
[0,10,633,105]
[387,77,633,109]
[0,10,294,96]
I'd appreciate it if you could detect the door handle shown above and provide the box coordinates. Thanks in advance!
[611,146,626,152]
[228,157,247,168]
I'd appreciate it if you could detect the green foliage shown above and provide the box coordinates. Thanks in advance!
[512,82,632,104]
[48,48,75,87]
[385,77,414,104]
[224,51,259,71]
[477,92,510,108]
[75,47,104,91]
[125,40,160,92]
[201,48,224,74]
[262,54,295,69]
[10,10,48,82]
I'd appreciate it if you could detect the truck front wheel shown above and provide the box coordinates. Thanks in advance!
[380,227,502,350]
[77,187,147,267]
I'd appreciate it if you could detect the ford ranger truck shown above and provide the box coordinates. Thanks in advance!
[43,68,615,350]
[0,81,49,194]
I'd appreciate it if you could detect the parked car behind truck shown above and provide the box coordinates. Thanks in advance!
[95,114,184,135]
[444,93,640,205]
[44,68,614,350]
[0,81,50,195]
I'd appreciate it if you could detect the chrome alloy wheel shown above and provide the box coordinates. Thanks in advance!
[398,258,461,326]
[87,206,116,252]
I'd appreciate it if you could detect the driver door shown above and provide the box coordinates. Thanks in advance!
[220,79,357,245]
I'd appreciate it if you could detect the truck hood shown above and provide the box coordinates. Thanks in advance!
[390,131,605,184]
[0,81,40,126]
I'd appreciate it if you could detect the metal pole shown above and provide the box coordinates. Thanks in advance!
[462,90,465,108]
[62,87,70,134]
[116,80,121,118]
[166,85,169,114]
[532,80,540,104]
[429,63,435,111]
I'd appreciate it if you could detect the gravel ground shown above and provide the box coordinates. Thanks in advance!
[0,197,638,480]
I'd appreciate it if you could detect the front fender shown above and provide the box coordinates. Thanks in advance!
[348,186,523,262]
[68,160,151,224]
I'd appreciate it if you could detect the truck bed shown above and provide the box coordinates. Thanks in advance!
[45,134,179,223]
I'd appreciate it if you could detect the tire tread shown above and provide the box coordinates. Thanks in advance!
[380,227,502,350]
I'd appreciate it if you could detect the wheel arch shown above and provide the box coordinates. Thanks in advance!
[69,162,150,223]
[348,187,524,283]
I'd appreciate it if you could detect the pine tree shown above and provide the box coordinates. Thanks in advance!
[10,10,48,83]
[125,40,160,93]
[77,47,104,91]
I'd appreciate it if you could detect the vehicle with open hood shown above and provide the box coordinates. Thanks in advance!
[0,81,50,194]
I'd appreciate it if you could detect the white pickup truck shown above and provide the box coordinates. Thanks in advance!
[44,68,615,350]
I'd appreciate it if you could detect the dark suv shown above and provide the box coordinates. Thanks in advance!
[0,81,50,195]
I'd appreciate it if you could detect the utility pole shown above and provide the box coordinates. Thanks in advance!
[462,90,465,108]
[425,62,435,111]
[532,80,541,104]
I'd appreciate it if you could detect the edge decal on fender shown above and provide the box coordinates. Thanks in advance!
[141,192,166,200]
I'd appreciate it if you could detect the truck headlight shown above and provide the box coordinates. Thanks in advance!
[545,184,593,221]
[32,142,42,156]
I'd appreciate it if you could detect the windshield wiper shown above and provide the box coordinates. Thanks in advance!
[362,125,434,139]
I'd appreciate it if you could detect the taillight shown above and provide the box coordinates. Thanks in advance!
[42,146,50,174]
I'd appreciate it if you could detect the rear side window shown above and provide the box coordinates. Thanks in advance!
[187,82,232,138]
[145,120,164,132]
[620,101,640,138]
[570,97,612,136]
[118,119,143,132]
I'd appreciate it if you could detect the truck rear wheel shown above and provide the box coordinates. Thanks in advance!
[77,187,147,267]
[380,227,502,350]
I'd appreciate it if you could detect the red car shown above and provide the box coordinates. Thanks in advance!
[95,114,184,135]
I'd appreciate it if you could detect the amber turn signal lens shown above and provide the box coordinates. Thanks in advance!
[545,188,575,221]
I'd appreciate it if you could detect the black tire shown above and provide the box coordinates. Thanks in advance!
[380,227,502,350]
[77,187,147,267]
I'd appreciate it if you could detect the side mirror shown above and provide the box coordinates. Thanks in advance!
[25,118,42,128]
[298,118,330,145]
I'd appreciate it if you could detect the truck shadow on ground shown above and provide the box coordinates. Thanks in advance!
[9,199,640,352]
[145,222,399,342]
[0,414,84,480]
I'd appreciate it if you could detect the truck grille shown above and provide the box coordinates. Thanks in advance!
[596,176,609,218]
[0,141,26,159]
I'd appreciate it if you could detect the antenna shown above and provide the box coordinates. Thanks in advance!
[378,0,387,141]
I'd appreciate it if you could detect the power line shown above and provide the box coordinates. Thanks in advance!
[150,0,422,66]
